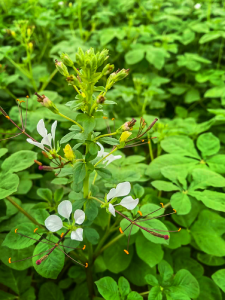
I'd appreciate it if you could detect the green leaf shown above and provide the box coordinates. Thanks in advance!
[136,234,164,268]
[85,199,98,221]
[204,85,225,98]
[212,269,225,292]
[199,31,224,44]
[38,282,64,300]
[84,228,99,245]
[37,188,52,202]
[207,154,225,174]
[54,188,64,202]
[161,136,200,159]
[146,47,168,70]
[151,181,179,192]
[0,173,19,199]
[133,184,145,198]
[0,148,8,158]
[0,290,16,300]
[171,192,191,215]
[125,49,145,65]
[127,291,143,300]
[95,277,120,300]
[197,253,225,266]
[197,276,222,300]
[145,274,159,287]
[197,133,220,157]
[141,218,169,245]
[190,169,225,190]
[189,190,225,212]
[1,245,34,270]
[73,162,86,184]
[146,154,197,180]
[118,276,130,298]
[76,114,96,134]
[100,137,120,145]
[1,150,37,173]
[33,235,64,279]
[3,223,41,249]
[184,88,200,104]
[103,237,133,273]
[96,167,112,179]
[148,286,162,300]
[158,260,173,282]
[172,269,200,298]
[89,142,99,155]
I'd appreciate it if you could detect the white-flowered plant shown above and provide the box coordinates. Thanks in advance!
[97,142,122,166]
[194,3,201,9]
[45,200,85,241]
[27,119,57,151]
[102,182,139,217]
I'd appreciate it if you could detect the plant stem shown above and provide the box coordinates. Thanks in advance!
[94,147,118,167]
[93,132,117,142]
[139,291,149,296]
[83,172,90,199]
[58,112,84,132]
[6,196,44,227]
[88,172,98,197]
[97,234,124,256]
[40,69,58,92]
[148,132,154,161]
[217,37,224,69]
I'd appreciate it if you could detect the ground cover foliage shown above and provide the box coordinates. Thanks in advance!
[0,0,225,299]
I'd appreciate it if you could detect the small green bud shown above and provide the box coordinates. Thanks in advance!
[61,53,74,67]
[97,49,109,67]
[115,69,129,81]
[55,59,69,77]
[35,93,59,114]
[102,64,114,75]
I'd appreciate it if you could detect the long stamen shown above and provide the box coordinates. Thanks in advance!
[143,227,181,233]
[136,210,176,222]
[56,245,88,268]
[15,231,54,246]
[124,224,133,255]
[9,249,50,264]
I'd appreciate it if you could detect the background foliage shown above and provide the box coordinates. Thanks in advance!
[0,0,225,299]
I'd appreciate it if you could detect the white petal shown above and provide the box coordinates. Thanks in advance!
[37,119,47,137]
[41,133,52,148]
[27,138,45,150]
[96,142,105,157]
[118,196,139,210]
[45,215,63,232]
[51,121,57,143]
[107,182,131,201]
[108,203,116,217]
[74,209,85,225]
[105,154,122,166]
[71,228,83,241]
[57,200,72,219]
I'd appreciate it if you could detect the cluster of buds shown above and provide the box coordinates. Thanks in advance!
[75,48,109,71]
[35,93,59,114]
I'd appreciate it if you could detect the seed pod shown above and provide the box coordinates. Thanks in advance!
[61,53,74,67]
[55,60,69,77]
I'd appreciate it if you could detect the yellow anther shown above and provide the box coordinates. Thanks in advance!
[112,118,115,121]
[16,99,20,102]
[142,139,145,142]
[15,228,18,233]
[8,258,11,264]
[55,243,58,246]
[20,100,25,103]
[61,232,64,238]
[103,116,108,119]
[173,209,177,213]
[148,141,150,144]
[83,245,86,250]
[26,95,29,98]
[178,228,181,232]
[85,263,88,268]
[137,210,142,216]
[160,203,164,208]
[119,227,124,234]
[6,116,10,119]
[124,250,129,255]
[34,228,38,233]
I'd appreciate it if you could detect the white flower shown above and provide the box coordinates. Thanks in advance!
[27,119,57,150]
[194,3,201,9]
[106,182,139,217]
[97,142,122,166]
[58,1,64,5]
[45,200,85,241]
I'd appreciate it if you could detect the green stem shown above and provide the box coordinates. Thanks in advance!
[72,65,81,77]
[58,112,84,132]
[86,241,94,299]
[94,147,118,167]
[88,172,98,197]
[217,37,224,69]
[93,132,117,142]
[83,172,90,199]
[78,0,83,39]
[40,69,58,92]
[4,88,17,100]
[139,291,150,296]
[6,196,44,227]
[97,234,124,256]
[148,132,154,161]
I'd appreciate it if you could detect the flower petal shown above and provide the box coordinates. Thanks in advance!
[41,133,52,148]
[118,196,139,210]
[105,154,122,166]
[26,138,45,150]
[71,228,83,241]
[37,119,47,137]
[57,200,72,219]
[108,203,116,217]
[51,121,57,144]
[96,142,105,157]
[107,181,131,201]
[45,215,63,232]
[74,209,85,225]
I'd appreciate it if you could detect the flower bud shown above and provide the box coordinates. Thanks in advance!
[115,69,129,81]
[35,93,59,114]
[69,2,72,7]
[11,31,16,37]
[55,59,69,77]
[97,95,105,104]
[63,144,75,161]
[28,42,33,50]
[66,75,80,86]
[61,53,74,67]
[27,28,31,37]
[119,131,132,142]
[102,64,114,76]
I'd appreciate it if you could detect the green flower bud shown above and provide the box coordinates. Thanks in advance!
[61,53,74,67]
[102,64,114,76]
[55,60,69,77]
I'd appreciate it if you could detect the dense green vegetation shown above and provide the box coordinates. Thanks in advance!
[0,0,225,299]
